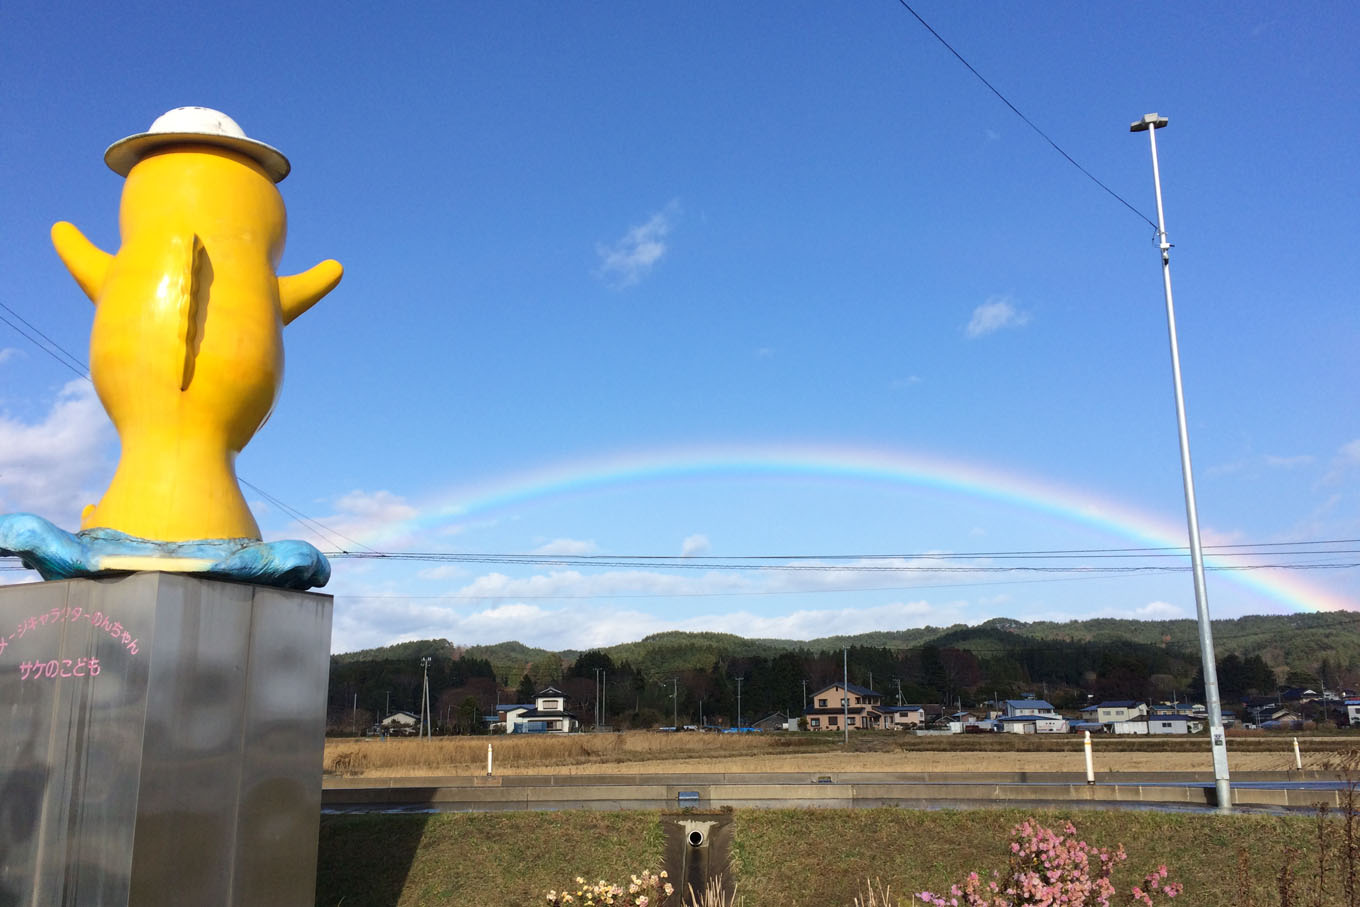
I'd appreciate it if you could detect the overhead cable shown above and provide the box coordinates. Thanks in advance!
[895,0,1158,229]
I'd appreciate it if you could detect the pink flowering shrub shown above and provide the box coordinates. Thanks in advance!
[545,869,675,906]
[915,818,1182,907]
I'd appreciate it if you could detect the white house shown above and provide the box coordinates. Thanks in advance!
[504,687,580,734]
[1346,700,1360,727]
[1004,699,1059,718]
[1146,715,1204,735]
[380,710,420,735]
[1110,717,1149,735]
[881,705,927,730]
[1094,701,1147,724]
[996,716,1037,734]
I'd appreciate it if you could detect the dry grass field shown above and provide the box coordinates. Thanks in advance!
[323,729,1349,778]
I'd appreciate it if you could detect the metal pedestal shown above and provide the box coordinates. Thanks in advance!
[0,572,332,906]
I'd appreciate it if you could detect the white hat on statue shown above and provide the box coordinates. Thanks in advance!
[104,106,290,183]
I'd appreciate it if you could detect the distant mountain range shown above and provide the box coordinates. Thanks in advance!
[335,611,1360,687]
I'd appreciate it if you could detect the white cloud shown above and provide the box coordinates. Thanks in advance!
[0,348,21,366]
[275,489,420,549]
[326,591,957,653]
[595,201,679,288]
[680,533,710,557]
[1321,438,1360,485]
[1264,454,1314,469]
[965,295,1030,339]
[1133,601,1186,619]
[532,538,600,556]
[755,347,775,359]
[0,380,114,522]
[890,376,922,391]
[417,564,470,581]
[452,568,752,601]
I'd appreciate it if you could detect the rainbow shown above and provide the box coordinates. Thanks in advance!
[351,442,1354,614]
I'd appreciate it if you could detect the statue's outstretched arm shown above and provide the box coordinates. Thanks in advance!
[51,221,113,303]
[278,259,343,325]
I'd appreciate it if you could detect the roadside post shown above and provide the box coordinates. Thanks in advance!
[1083,731,1095,785]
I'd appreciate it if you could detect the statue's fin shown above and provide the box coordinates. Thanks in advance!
[176,233,206,391]
[51,222,113,303]
[278,259,343,325]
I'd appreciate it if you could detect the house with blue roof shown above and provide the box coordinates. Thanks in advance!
[1003,699,1058,718]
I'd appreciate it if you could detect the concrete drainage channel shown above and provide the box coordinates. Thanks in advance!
[662,811,735,905]
[321,771,1350,814]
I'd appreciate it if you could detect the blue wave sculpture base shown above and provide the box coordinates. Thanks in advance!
[0,513,330,591]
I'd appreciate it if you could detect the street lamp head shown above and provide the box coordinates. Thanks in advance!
[1130,113,1169,133]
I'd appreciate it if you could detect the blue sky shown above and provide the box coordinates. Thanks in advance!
[2,2,1356,653]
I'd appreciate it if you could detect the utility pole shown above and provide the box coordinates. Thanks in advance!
[735,677,744,729]
[1131,111,1231,811]
[419,656,432,739]
[843,647,850,747]
[671,677,679,728]
[896,677,903,707]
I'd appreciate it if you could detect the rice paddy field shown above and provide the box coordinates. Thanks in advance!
[322,728,1353,778]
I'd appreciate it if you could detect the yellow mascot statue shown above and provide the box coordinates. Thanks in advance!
[0,107,340,589]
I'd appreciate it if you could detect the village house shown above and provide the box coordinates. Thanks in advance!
[1092,701,1148,724]
[997,713,1068,734]
[379,710,420,736]
[751,711,794,732]
[1003,698,1059,718]
[804,682,885,731]
[1347,700,1360,727]
[1111,714,1205,735]
[881,704,927,730]
[501,687,580,734]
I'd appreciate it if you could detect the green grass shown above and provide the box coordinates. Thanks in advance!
[734,808,1338,906]
[316,811,663,906]
[317,806,1352,906]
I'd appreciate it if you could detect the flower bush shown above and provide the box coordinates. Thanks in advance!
[915,818,1182,907]
[545,869,675,907]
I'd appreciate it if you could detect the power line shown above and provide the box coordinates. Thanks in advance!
[316,539,1360,569]
[0,304,89,379]
[895,0,1157,229]
[0,298,361,549]
[238,478,378,554]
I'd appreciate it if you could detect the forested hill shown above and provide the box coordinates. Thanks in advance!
[325,612,1358,731]
[332,612,1360,691]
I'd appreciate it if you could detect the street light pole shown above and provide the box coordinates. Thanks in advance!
[1130,112,1232,811]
